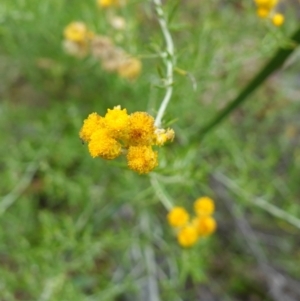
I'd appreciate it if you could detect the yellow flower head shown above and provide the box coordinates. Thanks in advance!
[257,7,270,18]
[126,145,158,174]
[64,22,93,43]
[79,112,104,142]
[194,216,217,236]
[254,0,277,9]
[104,105,129,139]
[272,13,284,26]
[118,57,142,81]
[177,225,198,247]
[154,128,175,146]
[128,112,156,146]
[167,207,189,228]
[194,196,215,216]
[97,0,124,8]
[88,128,122,160]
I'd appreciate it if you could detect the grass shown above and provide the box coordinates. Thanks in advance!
[1,0,300,300]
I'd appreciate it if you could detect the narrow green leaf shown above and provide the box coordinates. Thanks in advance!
[167,0,181,24]
[198,26,300,140]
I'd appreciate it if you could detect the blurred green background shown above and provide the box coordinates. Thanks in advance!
[1,0,300,300]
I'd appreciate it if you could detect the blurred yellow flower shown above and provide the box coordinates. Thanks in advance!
[88,129,122,159]
[254,0,284,26]
[64,22,93,43]
[79,112,104,142]
[194,216,217,236]
[194,196,215,216]
[63,22,94,58]
[154,128,175,146]
[272,13,284,26]
[126,145,158,174]
[254,0,277,9]
[118,57,142,81]
[177,225,198,247]
[167,207,189,228]
[256,7,269,18]
[167,196,216,247]
[97,0,124,8]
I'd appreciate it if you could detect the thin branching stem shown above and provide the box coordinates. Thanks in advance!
[215,172,300,230]
[153,0,175,128]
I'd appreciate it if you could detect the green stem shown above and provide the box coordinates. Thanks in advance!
[198,26,300,139]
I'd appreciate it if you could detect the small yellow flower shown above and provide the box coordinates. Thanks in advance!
[272,13,284,26]
[79,112,104,142]
[167,207,189,228]
[118,57,142,81]
[194,216,217,236]
[177,225,198,247]
[88,129,122,159]
[126,145,158,174]
[254,0,277,9]
[104,105,129,139]
[64,22,92,43]
[257,7,270,18]
[128,112,156,146]
[97,0,124,8]
[194,197,215,216]
[154,128,175,146]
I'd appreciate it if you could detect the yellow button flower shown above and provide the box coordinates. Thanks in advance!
[194,216,217,236]
[194,196,215,216]
[254,0,277,9]
[126,145,158,174]
[88,129,122,160]
[272,13,284,26]
[97,0,126,8]
[177,225,198,247]
[64,22,91,43]
[128,112,156,146]
[104,105,129,139]
[154,128,175,146]
[257,7,270,18]
[79,112,104,142]
[167,207,189,228]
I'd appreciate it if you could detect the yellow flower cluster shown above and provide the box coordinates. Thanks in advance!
[63,22,142,80]
[254,0,284,26]
[167,197,216,248]
[79,106,175,174]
